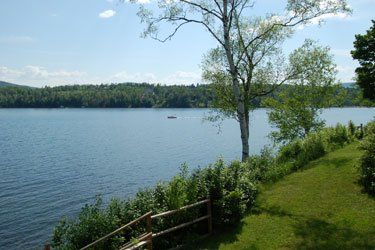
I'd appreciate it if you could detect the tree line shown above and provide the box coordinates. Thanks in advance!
[0,83,213,108]
[0,82,370,108]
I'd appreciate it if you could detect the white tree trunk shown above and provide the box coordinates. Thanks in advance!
[223,0,249,161]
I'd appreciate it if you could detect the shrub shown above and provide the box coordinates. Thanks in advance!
[358,121,375,196]
[331,124,350,146]
[52,159,259,249]
[277,132,326,170]
[52,197,125,250]
[52,123,356,249]
[246,147,276,182]
[196,159,258,226]
[356,124,365,139]
[275,124,353,174]
[300,132,326,163]
[348,120,356,137]
[277,140,303,164]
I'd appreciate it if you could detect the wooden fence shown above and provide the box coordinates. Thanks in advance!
[45,198,212,250]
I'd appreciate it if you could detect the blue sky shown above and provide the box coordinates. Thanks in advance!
[0,0,374,87]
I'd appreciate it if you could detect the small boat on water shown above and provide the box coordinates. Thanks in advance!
[167,115,177,119]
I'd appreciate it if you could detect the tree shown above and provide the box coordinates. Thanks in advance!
[351,20,375,100]
[130,0,350,161]
[265,40,338,144]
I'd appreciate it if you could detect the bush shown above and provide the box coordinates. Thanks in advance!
[327,124,350,146]
[246,147,276,182]
[52,197,126,250]
[196,159,258,226]
[52,159,258,249]
[277,140,303,165]
[52,123,357,249]
[348,120,356,137]
[275,124,353,175]
[301,132,326,163]
[277,132,326,170]
[358,121,375,196]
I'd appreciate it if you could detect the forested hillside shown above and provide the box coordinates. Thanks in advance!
[0,83,213,108]
[0,81,26,87]
[0,82,371,108]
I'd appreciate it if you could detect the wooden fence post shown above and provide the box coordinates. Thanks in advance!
[207,197,212,235]
[146,213,153,250]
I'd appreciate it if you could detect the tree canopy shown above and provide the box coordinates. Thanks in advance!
[266,40,339,144]
[132,0,350,160]
[0,82,369,108]
[351,20,375,100]
[0,83,213,108]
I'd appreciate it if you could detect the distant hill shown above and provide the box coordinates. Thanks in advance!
[0,81,29,87]
[0,82,371,108]
[342,82,356,88]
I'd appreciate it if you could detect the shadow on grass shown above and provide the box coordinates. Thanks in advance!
[257,205,375,250]
[302,156,351,171]
[251,204,295,218]
[293,218,374,250]
[189,145,373,249]
[183,220,249,250]
[193,204,374,250]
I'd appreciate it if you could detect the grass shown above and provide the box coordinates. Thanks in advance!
[195,143,375,250]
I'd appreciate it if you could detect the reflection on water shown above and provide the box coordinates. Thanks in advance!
[0,108,374,248]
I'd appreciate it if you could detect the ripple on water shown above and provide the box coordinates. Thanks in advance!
[0,108,374,249]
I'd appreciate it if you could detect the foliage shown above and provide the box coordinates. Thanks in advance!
[266,40,339,144]
[348,120,356,137]
[130,0,350,161]
[53,197,126,250]
[351,20,375,100]
[0,82,371,108]
[52,159,259,249]
[0,83,213,108]
[245,147,276,182]
[358,121,375,195]
[51,123,359,249]
[273,124,353,177]
[198,160,259,225]
[198,143,375,250]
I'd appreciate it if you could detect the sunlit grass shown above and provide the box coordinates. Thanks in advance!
[197,143,375,249]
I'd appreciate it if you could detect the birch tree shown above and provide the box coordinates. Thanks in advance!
[266,39,338,144]
[130,0,350,161]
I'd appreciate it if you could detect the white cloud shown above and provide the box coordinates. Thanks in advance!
[0,66,23,78]
[137,0,151,3]
[0,65,87,87]
[0,35,35,44]
[108,70,200,85]
[0,63,357,87]
[123,0,151,4]
[332,49,352,58]
[310,12,349,25]
[99,9,116,18]
[162,71,201,85]
[24,66,85,78]
[0,65,201,87]
[110,71,157,83]
[336,65,357,82]
[296,8,350,30]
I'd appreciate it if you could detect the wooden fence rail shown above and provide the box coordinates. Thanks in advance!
[151,198,211,240]
[80,211,152,250]
[44,198,212,250]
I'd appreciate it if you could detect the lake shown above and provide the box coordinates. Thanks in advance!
[0,108,374,249]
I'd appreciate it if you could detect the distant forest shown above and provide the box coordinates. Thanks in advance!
[0,82,371,108]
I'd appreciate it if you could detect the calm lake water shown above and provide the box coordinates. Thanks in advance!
[0,108,374,249]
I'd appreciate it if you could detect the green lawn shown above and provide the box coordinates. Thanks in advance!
[197,143,375,250]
